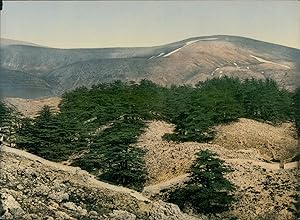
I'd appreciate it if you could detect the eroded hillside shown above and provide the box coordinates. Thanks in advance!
[138,120,298,220]
[0,146,201,220]
[4,97,61,118]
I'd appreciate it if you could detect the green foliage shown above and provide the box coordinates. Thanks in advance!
[16,105,84,161]
[0,101,8,125]
[15,78,297,191]
[168,150,235,214]
[95,117,147,190]
[166,77,294,142]
[241,78,294,122]
[0,102,20,146]
[72,108,147,190]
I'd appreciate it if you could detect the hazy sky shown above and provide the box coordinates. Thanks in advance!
[1,1,300,49]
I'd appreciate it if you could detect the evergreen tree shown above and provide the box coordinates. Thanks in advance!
[169,150,235,214]
[241,78,294,122]
[15,117,36,151]
[16,105,83,161]
[0,102,20,146]
[90,116,147,191]
[0,101,9,144]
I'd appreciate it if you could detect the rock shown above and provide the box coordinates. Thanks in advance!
[34,184,50,196]
[109,210,136,220]
[49,192,69,203]
[278,209,295,220]
[27,213,39,219]
[16,184,24,190]
[48,200,59,210]
[55,211,75,220]
[62,202,78,211]
[79,208,88,216]
[1,192,25,218]
[43,216,54,220]
[89,210,98,216]
[0,147,211,220]
[148,201,199,220]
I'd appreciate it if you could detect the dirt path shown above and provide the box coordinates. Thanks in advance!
[143,158,298,196]
[0,145,149,202]
[143,174,189,195]
[225,158,298,170]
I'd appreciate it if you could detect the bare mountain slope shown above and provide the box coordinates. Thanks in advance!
[4,97,61,118]
[0,68,53,98]
[137,120,298,220]
[137,120,298,185]
[1,35,299,97]
[45,36,300,94]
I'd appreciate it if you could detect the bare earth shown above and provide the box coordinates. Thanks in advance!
[4,97,61,118]
[137,120,299,220]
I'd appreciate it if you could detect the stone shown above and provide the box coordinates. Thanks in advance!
[43,216,55,220]
[62,202,78,211]
[16,184,24,190]
[89,210,98,216]
[55,211,76,220]
[48,200,59,210]
[1,193,25,218]
[49,192,69,203]
[34,184,50,196]
[109,210,136,220]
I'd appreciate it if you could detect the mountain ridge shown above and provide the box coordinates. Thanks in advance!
[1,35,299,98]
[2,35,300,50]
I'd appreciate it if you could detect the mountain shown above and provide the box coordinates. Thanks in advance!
[0,68,53,98]
[1,35,299,98]
[0,38,43,47]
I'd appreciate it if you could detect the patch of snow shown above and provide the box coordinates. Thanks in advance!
[163,47,184,57]
[250,55,290,69]
[246,66,250,70]
[163,39,201,57]
[148,56,155,60]
[155,53,165,58]
[210,67,220,76]
[186,40,200,45]
[219,71,223,74]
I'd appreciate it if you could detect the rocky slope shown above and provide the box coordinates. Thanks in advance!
[137,120,298,185]
[0,68,53,98]
[137,120,299,220]
[213,119,298,162]
[4,97,61,118]
[1,35,299,97]
[0,145,201,220]
[1,99,298,219]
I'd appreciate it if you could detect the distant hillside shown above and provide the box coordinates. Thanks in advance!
[0,38,43,47]
[1,35,300,97]
[0,68,53,98]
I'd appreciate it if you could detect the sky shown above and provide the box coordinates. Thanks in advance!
[1,1,300,49]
